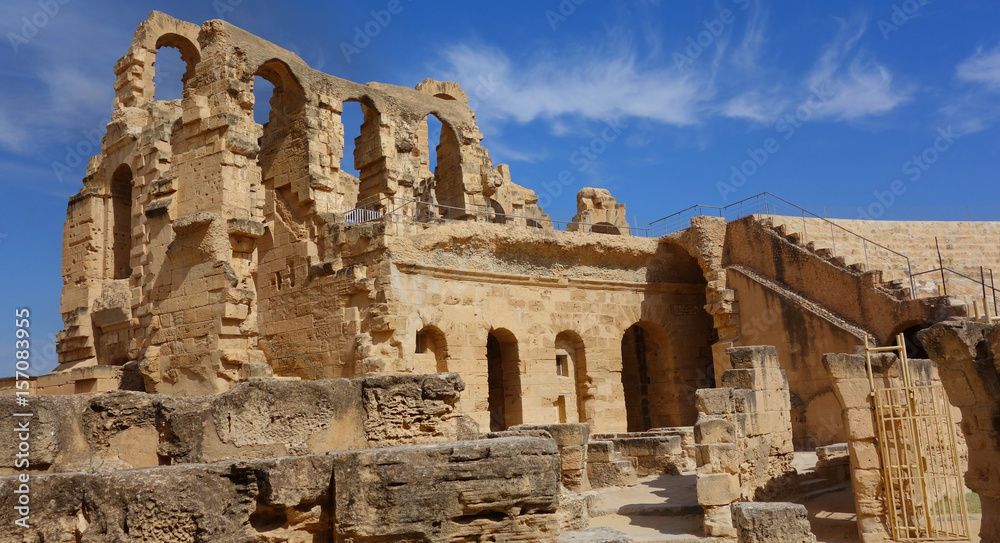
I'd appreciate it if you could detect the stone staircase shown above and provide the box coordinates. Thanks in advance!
[723,215,964,345]
[762,217,912,301]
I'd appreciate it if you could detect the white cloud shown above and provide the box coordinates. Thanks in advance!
[722,91,788,124]
[435,42,711,129]
[803,17,910,121]
[957,45,1000,90]
[939,43,1000,135]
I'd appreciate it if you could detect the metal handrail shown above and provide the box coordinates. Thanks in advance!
[650,192,917,295]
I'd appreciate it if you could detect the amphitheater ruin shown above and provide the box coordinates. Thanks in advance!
[4,11,1000,543]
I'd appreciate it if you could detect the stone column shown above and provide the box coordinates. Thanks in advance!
[919,321,1000,543]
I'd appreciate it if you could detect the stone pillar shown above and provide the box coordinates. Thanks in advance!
[822,352,892,543]
[919,321,1000,543]
[510,423,590,492]
[694,345,796,539]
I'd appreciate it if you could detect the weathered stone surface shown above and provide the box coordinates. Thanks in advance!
[731,502,817,543]
[0,436,562,543]
[559,527,634,543]
[331,437,562,542]
[0,373,473,474]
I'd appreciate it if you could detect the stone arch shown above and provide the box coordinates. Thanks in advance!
[350,96,396,209]
[415,324,449,373]
[592,222,621,235]
[555,330,590,424]
[488,200,507,224]
[115,13,203,108]
[426,114,465,214]
[487,328,522,431]
[152,33,200,99]
[109,164,134,280]
[620,320,676,432]
[254,59,307,123]
[891,321,936,360]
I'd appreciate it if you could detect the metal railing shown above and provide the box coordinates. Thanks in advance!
[344,195,651,236]
[651,193,917,295]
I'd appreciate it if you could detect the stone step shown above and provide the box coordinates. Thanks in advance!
[797,477,829,493]
[799,481,851,501]
[590,502,703,518]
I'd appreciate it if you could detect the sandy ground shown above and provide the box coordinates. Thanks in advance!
[583,469,982,543]
[801,485,982,543]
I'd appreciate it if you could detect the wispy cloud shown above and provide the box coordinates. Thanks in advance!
[957,45,1000,90]
[804,16,911,121]
[940,43,1000,134]
[437,10,909,140]
[434,41,711,129]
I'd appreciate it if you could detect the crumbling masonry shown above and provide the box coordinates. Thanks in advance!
[11,10,1000,542]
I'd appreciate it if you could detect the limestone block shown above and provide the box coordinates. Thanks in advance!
[696,443,741,473]
[731,502,817,543]
[727,345,780,370]
[586,440,616,462]
[695,418,736,445]
[704,504,737,538]
[697,472,740,506]
[587,460,638,489]
[696,387,735,415]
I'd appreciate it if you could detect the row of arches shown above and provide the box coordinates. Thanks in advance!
[136,30,466,206]
[413,321,712,434]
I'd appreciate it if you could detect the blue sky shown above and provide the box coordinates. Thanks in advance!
[2,0,1000,376]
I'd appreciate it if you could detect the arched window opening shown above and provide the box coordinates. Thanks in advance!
[110,165,133,280]
[341,100,364,180]
[487,329,521,431]
[425,114,443,178]
[415,325,448,373]
[151,34,199,102]
[621,323,673,432]
[252,75,275,126]
[555,331,589,425]
[152,46,185,101]
[592,222,621,235]
[488,200,507,224]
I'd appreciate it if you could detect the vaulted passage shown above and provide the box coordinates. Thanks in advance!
[621,323,672,432]
[486,329,521,431]
[110,164,133,280]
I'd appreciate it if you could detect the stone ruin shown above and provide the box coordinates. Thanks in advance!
[7,10,1000,542]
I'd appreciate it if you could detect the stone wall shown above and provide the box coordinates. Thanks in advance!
[919,320,1000,543]
[694,345,796,538]
[0,373,475,474]
[823,350,968,543]
[0,436,562,542]
[770,215,1000,304]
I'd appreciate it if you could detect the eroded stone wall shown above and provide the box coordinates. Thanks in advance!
[0,373,475,474]
[694,345,796,539]
[0,436,562,542]
[919,320,1000,543]
[823,350,969,543]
